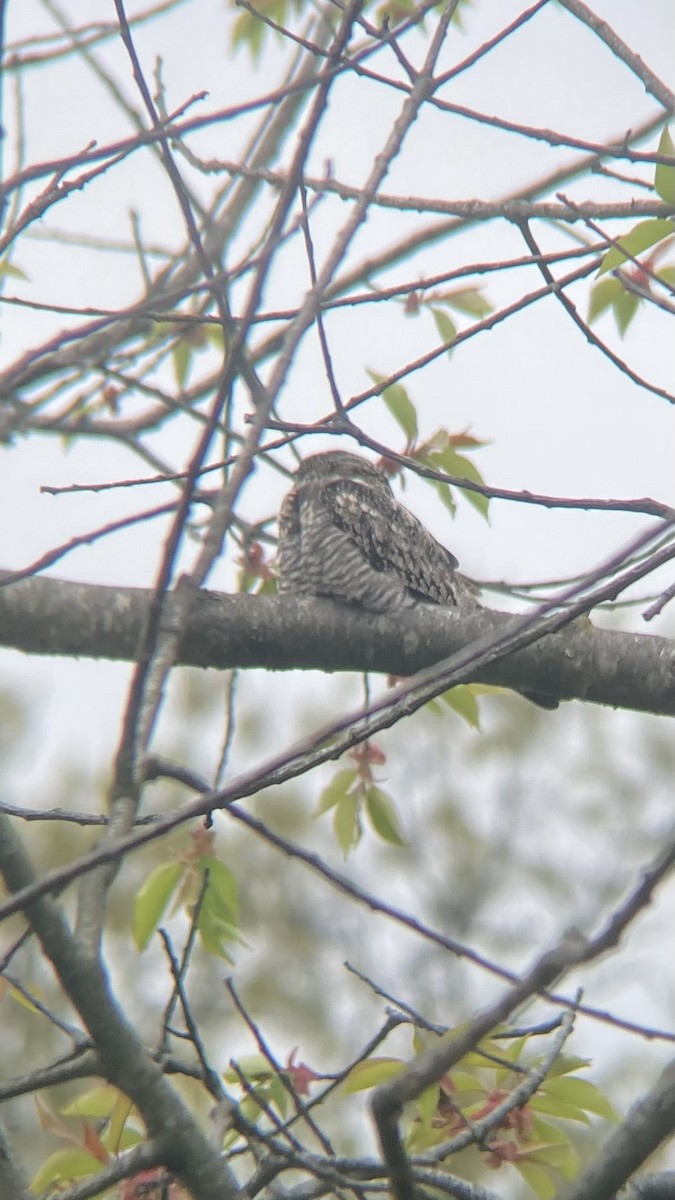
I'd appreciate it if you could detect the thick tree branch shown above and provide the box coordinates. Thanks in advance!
[372,935,585,1200]
[0,1122,31,1200]
[0,814,243,1200]
[564,1058,675,1200]
[1,573,673,715]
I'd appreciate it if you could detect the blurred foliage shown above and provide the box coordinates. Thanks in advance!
[588,124,675,335]
[2,0,673,1192]
[345,1035,618,1200]
[230,0,472,59]
[4,663,675,1190]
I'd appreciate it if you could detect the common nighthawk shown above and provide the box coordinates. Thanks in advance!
[277,450,557,707]
[277,450,478,611]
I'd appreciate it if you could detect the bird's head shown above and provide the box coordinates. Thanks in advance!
[294,451,391,489]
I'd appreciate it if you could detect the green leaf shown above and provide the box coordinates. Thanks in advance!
[315,768,357,816]
[542,1142,580,1180]
[231,9,266,59]
[445,1070,483,1096]
[416,1083,441,1131]
[434,286,492,318]
[613,287,640,336]
[515,1160,556,1200]
[31,1148,104,1193]
[205,324,226,351]
[450,1036,504,1069]
[368,372,418,443]
[61,1085,119,1118]
[272,1074,290,1117]
[365,786,407,846]
[104,1091,136,1155]
[172,337,192,388]
[0,257,28,280]
[530,1115,575,1146]
[531,1094,591,1123]
[497,1034,528,1064]
[588,274,640,336]
[588,276,623,324]
[431,307,457,357]
[528,1122,580,1177]
[454,458,489,520]
[240,1092,266,1122]
[199,856,238,924]
[224,1055,274,1084]
[439,685,481,729]
[434,480,456,515]
[343,1058,405,1092]
[429,447,490,521]
[114,1124,144,1151]
[375,0,418,24]
[451,0,472,29]
[540,1075,618,1120]
[334,792,362,856]
[544,1054,591,1078]
[655,126,675,204]
[133,860,183,950]
[412,1027,433,1056]
[597,218,674,275]
[197,902,239,961]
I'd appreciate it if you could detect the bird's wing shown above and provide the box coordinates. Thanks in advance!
[321,478,463,605]
[276,487,300,592]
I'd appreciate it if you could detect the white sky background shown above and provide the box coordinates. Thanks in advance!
[1,0,673,770]
[2,2,673,578]
[1,0,675,1155]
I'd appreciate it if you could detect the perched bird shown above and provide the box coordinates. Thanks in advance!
[277,449,557,708]
[277,450,478,611]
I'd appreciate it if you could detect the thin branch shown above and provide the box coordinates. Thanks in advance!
[516,219,674,404]
[159,925,224,1101]
[370,934,586,1200]
[0,1122,31,1200]
[564,1057,675,1200]
[34,1142,167,1200]
[557,0,675,113]
[426,1007,578,1162]
[0,814,244,1200]
[226,977,335,1155]
[299,180,346,416]
[262,427,675,520]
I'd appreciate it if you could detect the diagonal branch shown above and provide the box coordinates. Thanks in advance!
[564,1058,675,1200]
[0,815,243,1200]
[371,934,587,1200]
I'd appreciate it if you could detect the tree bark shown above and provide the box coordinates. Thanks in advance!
[1,572,673,715]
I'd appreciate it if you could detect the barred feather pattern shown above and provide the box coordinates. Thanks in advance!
[277,451,477,613]
[277,451,558,709]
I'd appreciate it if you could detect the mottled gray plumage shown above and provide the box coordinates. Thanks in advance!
[277,451,558,708]
[277,451,478,612]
